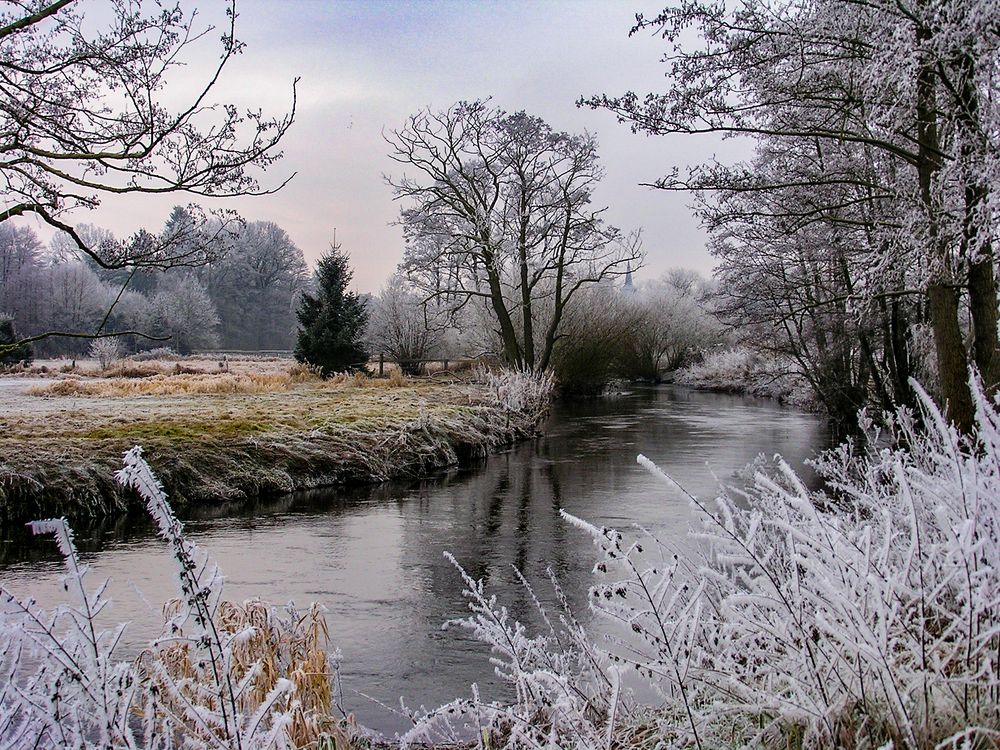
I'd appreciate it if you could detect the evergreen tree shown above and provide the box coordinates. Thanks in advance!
[294,245,369,376]
[0,314,33,366]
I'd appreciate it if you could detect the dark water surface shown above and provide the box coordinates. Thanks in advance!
[0,386,827,734]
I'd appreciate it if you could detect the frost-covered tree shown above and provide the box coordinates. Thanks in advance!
[199,221,309,350]
[366,274,444,374]
[588,0,1000,433]
[387,100,642,373]
[0,0,295,354]
[43,262,115,353]
[150,275,220,355]
[0,224,46,338]
[0,1,295,260]
[294,245,368,376]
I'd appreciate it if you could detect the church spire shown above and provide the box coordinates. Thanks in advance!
[623,262,635,293]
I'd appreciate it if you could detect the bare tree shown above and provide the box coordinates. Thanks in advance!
[0,0,296,351]
[366,273,444,374]
[386,101,642,372]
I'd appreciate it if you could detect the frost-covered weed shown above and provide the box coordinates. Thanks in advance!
[583,381,1000,747]
[476,367,556,427]
[0,517,139,748]
[429,378,1000,749]
[401,555,620,750]
[0,447,343,749]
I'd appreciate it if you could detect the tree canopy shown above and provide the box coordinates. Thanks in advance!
[586,0,1000,432]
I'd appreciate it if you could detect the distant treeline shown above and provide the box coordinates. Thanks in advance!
[0,208,309,355]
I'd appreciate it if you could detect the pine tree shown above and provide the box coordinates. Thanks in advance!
[0,314,32,366]
[294,245,369,376]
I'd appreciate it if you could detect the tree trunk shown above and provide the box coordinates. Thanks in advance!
[968,255,999,392]
[518,205,535,371]
[916,28,974,432]
[954,53,1000,396]
[483,251,523,369]
[925,283,973,431]
[537,203,573,372]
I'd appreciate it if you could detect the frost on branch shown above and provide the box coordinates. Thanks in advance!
[575,377,1000,748]
[402,553,620,749]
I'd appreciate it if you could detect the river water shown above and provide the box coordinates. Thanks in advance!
[0,386,828,735]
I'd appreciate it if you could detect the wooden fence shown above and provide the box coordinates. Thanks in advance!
[191,350,487,376]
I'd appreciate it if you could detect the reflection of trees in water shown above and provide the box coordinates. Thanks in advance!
[0,483,383,569]
[0,511,149,566]
[399,441,592,652]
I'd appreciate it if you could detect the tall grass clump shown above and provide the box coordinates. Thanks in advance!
[425,378,1000,749]
[476,367,556,428]
[0,447,350,749]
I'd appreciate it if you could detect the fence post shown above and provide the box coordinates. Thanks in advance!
[379,352,385,377]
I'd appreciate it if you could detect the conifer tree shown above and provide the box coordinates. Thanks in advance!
[0,315,32,366]
[294,245,369,376]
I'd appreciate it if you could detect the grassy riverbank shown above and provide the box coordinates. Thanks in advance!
[0,360,543,523]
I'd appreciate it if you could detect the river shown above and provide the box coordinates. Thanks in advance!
[0,385,828,735]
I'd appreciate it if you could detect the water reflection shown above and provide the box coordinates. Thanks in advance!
[0,386,827,734]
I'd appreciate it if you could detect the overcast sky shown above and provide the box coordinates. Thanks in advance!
[30,0,750,292]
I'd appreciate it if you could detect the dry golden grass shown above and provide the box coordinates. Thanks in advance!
[137,599,366,748]
[28,372,302,397]
[26,362,419,398]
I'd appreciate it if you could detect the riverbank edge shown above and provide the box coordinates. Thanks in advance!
[0,400,541,525]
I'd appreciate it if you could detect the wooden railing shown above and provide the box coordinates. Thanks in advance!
[190,349,487,375]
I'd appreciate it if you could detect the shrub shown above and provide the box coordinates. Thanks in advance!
[131,346,179,362]
[476,366,555,427]
[89,337,123,370]
[549,285,636,393]
[676,345,815,407]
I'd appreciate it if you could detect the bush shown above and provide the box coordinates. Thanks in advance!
[476,366,556,427]
[676,345,815,407]
[130,346,179,361]
[549,285,636,393]
[89,337,122,370]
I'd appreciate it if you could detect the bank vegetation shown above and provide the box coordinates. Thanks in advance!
[0,362,552,523]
